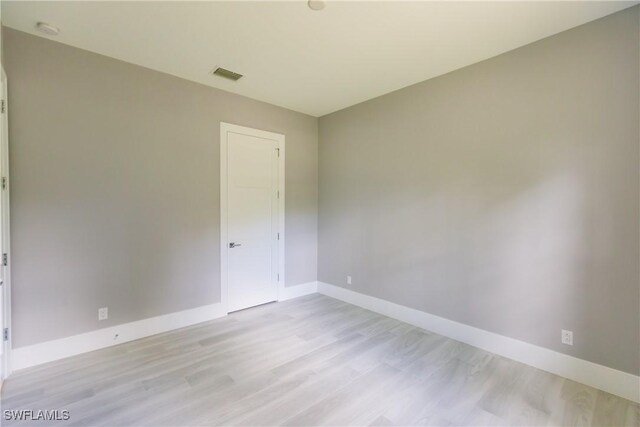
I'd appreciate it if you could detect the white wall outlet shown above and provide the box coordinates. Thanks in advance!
[347,275,352,285]
[98,307,108,321]
[561,329,573,346]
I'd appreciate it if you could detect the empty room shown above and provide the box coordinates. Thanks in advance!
[0,1,638,426]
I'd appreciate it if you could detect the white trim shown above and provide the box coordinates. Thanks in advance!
[220,124,229,313]
[0,68,10,380]
[317,282,640,403]
[12,303,226,371]
[276,133,286,302]
[220,122,285,313]
[279,281,318,301]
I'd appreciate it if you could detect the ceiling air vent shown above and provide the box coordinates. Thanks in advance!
[211,67,243,81]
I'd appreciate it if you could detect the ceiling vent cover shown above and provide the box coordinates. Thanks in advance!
[211,67,243,81]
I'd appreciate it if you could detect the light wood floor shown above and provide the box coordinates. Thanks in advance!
[1,294,638,426]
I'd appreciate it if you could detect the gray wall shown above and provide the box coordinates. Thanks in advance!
[4,28,318,348]
[318,6,639,375]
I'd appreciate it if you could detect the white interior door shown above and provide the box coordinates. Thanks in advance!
[222,124,281,312]
[0,71,9,381]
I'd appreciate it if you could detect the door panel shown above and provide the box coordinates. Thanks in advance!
[0,74,6,380]
[226,131,278,312]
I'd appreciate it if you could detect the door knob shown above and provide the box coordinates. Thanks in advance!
[229,242,242,248]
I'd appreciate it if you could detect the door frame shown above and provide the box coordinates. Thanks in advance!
[0,69,11,381]
[219,122,285,314]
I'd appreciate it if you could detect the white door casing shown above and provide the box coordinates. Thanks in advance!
[0,69,10,380]
[220,123,284,313]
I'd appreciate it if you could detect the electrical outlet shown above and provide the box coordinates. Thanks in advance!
[561,329,573,346]
[98,307,108,321]
[347,275,352,285]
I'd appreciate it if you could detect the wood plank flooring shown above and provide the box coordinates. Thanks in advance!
[1,294,638,426]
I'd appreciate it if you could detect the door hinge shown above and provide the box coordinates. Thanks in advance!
[276,147,280,157]
[3,328,8,342]
[277,273,280,282]
[2,177,6,190]
[277,190,280,199]
[3,253,7,266]
[277,232,280,240]
[1,100,5,114]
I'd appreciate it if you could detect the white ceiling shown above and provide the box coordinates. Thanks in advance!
[2,1,637,117]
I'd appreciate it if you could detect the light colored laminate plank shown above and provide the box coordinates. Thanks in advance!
[1,294,636,427]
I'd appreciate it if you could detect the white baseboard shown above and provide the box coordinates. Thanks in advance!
[11,282,319,372]
[11,281,638,403]
[279,281,318,301]
[317,282,640,403]
[12,303,226,371]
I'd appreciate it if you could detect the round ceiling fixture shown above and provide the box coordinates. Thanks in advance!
[308,0,325,11]
[36,22,60,36]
